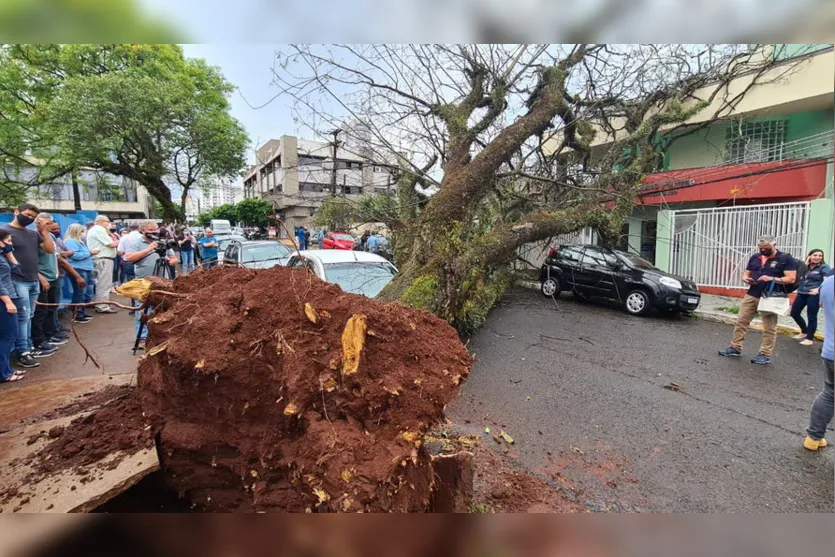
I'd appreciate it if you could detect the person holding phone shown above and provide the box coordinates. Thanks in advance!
[790,249,832,346]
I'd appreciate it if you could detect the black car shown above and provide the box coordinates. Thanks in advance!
[539,245,701,316]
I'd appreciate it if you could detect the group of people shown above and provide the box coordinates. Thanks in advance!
[0,205,203,382]
[717,235,833,451]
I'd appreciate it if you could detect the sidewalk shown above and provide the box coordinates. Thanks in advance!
[695,293,825,341]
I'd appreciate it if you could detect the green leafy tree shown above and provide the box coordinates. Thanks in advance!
[234,198,273,228]
[0,44,248,221]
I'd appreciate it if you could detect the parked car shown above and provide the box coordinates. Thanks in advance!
[223,240,292,269]
[286,250,398,297]
[539,244,701,316]
[322,232,356,250]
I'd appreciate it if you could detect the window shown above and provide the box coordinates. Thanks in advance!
[581,248,618,267]
[558,246,584,262]
[299,156,323,166]
[242,243,290,263]
[725,120,787,164]
[323,262,397,298]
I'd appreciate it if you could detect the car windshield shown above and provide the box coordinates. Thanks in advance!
[323,262,397,297]
[217,236,244,251]
[334,234,354,241]
[617,251,658,270]
[242,243,290,263]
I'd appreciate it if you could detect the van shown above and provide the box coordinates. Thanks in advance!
[210,219,232,233]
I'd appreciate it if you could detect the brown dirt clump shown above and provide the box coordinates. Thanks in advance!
[29,388,153,477]
[137,266,473,512]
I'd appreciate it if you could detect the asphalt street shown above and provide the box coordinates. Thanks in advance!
[447,287,834,513]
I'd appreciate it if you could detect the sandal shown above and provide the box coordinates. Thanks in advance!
[800,339,814,346]
[792,333,807,340]
[3,371,25,383]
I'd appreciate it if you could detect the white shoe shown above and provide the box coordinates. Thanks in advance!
[792,333,807,340]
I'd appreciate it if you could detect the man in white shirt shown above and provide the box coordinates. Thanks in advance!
[86,215,119,314]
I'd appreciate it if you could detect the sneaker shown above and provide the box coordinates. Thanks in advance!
[32,348,56,358]
[73,315,93,324]
[718,347,742,357]
[17,353,40,368]
[48,337,69,346]
[36,342,60,352]
[751,354,771,365]
[96,307,118,314]
[804,436,829,451]
[52,331,71,339]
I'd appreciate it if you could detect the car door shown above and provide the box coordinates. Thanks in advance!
[224,243,239,266]
[577,247,618,297]
[552,246,585,289]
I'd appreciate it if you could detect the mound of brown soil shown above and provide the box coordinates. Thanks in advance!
[137,266,472,512]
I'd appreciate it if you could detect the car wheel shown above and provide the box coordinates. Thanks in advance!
[540,277,560,297]
[624,290,651,316]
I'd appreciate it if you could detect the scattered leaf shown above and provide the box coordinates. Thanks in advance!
[304,303,319,324]
[499,431,514,444]
[525,396,531,402]
[194,360,205,369]
[484,427,491,434]
[283,403,298,416]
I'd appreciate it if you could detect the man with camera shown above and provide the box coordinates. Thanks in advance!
[123,221,178,345]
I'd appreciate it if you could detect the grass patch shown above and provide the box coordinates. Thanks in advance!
[717,305,740,314]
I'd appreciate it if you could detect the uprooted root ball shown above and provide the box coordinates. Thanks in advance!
[137,266,472,512]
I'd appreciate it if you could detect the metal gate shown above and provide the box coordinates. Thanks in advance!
[669,202,810,288]
[515,227,598,270]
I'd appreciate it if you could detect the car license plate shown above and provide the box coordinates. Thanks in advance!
[687,297,699,304]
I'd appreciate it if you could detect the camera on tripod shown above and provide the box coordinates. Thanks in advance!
[145,233,175,256]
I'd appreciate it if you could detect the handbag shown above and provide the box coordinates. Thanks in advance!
[757,281,790,316]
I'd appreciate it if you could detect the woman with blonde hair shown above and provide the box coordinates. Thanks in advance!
[64,224,96,323]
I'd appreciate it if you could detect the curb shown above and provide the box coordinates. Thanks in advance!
[695,309,825,341]
[516,280,824,341]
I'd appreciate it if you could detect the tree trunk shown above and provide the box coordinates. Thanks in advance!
[71,169,82,212]
[140,176,185,222]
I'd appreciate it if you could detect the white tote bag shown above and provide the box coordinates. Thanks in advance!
[757,282,790,316]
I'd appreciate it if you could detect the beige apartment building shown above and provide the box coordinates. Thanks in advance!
[243,135,397,230]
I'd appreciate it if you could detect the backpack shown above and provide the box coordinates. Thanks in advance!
[779,252,805,294]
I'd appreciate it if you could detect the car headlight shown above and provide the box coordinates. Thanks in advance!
[659,276,682,290]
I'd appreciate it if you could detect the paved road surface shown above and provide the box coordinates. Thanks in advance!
[448,288,833,513]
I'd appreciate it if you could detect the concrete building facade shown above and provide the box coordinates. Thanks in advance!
[243,135,397,230]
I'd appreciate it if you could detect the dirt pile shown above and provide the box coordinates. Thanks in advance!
[136,266,473,512]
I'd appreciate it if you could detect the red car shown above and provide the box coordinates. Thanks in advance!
[323,232,356,250]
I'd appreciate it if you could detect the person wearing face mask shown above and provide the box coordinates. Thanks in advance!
[790,249,832,346]
[0,203,55,369]
[86,215,120,314]
[0,230,25,382]
[718,235,798,365]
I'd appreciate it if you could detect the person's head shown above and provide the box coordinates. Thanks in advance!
[35,212,53,229]
[204,228,213,237]
[13,203,40,227]
[120,228,130,236]
[757,235,777,256]
[807,249,825,266]
[48,221,61,237]
[0,229,13,253]
[140,220,160,237]
[129,224,139,232]
[86,221,95,230]
[94,215,112,228]
[66,223,86,242]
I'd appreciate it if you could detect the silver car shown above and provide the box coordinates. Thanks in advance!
[223,240,292,269]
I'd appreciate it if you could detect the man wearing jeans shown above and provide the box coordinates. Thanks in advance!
[86,215,119,314]
[0,203,53,368]
[804,276,834,451]
[718,235,797,365]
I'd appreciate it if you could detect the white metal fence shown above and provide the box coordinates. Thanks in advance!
[669,202,811,288]
[515,227,598,270]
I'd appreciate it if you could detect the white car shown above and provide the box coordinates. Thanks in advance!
[286,250,398,297]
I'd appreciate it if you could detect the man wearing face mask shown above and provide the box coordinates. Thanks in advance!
[719,235,797,365]
[0,203,54,368]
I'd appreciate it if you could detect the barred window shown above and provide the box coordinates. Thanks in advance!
[725,120,787,164]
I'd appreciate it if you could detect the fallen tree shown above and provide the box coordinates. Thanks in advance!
[274,44,801,332]
[132,267,472,512]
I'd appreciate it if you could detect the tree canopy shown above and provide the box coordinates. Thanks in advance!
[196,198,273,228]
[0,44,248,220]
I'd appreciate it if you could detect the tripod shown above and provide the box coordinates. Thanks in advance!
[132,254,173,354]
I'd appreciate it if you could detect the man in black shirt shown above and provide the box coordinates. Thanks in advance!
[718,235,797,365]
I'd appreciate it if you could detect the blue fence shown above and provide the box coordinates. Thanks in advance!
[1,210,101,307]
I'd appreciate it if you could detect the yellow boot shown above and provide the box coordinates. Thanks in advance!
[803,436,829,451]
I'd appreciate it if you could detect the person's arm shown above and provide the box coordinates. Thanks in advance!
[37,224,55,254]
[59,256,86,287]
[1,294,16,313]
[124,242,158,263]
[167,250,178,266]
[38,272,50,292]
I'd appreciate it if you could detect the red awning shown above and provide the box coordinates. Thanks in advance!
[636,158,828,205]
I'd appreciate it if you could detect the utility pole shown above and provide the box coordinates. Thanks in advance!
[329,128,341,196]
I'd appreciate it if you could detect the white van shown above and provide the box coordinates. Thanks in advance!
[210,219,232,233]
